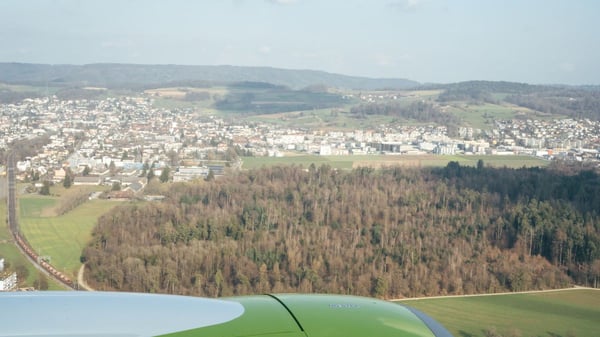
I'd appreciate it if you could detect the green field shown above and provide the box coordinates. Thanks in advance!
[397,289,600,337]
[448,103,521,130]
[0,200,64,289]
[246,105,400,130]
[242,154,549,170]
[18,194,120,279]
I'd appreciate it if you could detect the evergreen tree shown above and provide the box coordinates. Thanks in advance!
[63,173,73,188]
[34,273,49,290]
[109,161,117,175]
[147,167,156,181]
[160,166,170,183]
[39,181,51,195]
[205,169,215,181]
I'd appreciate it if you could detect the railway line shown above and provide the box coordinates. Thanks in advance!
[6,152,77,290]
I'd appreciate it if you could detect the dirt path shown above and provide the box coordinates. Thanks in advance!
[77,264,95,291]
[391,286,598,302]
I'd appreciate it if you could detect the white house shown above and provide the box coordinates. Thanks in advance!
[0,272,17,291]
[319,145,332,156]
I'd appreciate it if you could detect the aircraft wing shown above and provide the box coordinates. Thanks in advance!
[0,292,453,337]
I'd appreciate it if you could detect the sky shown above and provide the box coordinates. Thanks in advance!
[1,0,599,85]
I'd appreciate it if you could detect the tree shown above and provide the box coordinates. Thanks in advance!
[372,276,388,298]
[205,169,215,181]
[167,150,179,167]
[34,273,49,290]
[477,159,485,170]
[30,169,40,181]
[109,161,117,175]
[63,173,73,188]
[39,181,51,195]
[160,166,170,183]
[15,264,29,281]
[82,165,91,176]
[140,161,149,177]
[224,147,238,162]
[591,259,600,288]
[80,165,599,298]
[147,167,156,181]
[112,182,121,191]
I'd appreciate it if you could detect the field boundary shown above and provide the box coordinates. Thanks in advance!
[391,285,598,302]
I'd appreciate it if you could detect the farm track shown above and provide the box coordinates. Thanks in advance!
[77,264,94,291]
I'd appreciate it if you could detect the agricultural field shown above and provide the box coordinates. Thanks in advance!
[146,86,228,111]
[397,288,600,337]
[446,103,522,130]
[143,83,575,133]
[0,201,64,290]
[247,107,397,130]
[241,154,550,170]
[18,192,121,280]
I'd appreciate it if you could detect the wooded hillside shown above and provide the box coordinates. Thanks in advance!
[82,164,600,298]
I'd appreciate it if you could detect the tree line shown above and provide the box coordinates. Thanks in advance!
[505,90,600,120]
[82,163,600,298]
[350,101,461,125]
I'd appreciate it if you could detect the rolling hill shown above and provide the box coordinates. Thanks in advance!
[0,63,419,90]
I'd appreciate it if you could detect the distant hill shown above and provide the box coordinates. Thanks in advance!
[0,63,419,90]
[428,80,600,120]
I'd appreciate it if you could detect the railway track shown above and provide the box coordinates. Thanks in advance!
[6,152,78,290]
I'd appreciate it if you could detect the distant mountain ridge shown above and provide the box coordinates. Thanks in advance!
[0,63,419,90]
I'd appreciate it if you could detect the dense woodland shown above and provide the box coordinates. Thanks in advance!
[433,81,546,101]
[214,83,346,114]
[350,101,461,126]
[505,89,600,120]
[433,81,600,121]
[83,163,600,298]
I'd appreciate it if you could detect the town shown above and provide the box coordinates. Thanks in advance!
[1,94,600,191]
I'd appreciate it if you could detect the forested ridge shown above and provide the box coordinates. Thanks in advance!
[431,80,600,120]
[82,164,600,298]
[0,63,418,90]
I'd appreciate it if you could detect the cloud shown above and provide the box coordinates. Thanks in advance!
[266,0,298,5]
[388,0,427,12]
[558,62,575,73]
[259,46,272,54]
[374,53,396,67]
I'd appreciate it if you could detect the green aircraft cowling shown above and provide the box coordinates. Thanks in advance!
[272,294,439,337]
[164,294,451,337]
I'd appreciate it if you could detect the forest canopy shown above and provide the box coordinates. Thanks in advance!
[82,164,600,298]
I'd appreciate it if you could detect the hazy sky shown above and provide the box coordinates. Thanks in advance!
[1,0,599,84]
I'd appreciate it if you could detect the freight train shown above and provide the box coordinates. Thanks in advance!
[13,232,75,289]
